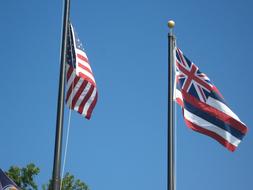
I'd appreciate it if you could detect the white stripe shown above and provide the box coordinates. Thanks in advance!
[181,75,190,90]
[174,89,183,102]
[201,75,211,81]
[66,78,83,106]
[206,97,242,122]
[76,67,96,84]
[78,58,92,72]
[193,83,205,102]
[82,88,97,116]
[174,84,243,125]
[73,82,92,110]
[70,24,89,65]
[66,70,76,89]
[184,109,241,147]
[76,49,88,59]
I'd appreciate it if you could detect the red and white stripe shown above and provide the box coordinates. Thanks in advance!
[66,24,98,119]
[66,64,97,119]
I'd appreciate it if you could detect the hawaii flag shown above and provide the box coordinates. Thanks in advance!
[174,48,248,151]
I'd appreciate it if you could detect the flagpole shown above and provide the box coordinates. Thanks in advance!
[52,0,71,190]
[168,20,175,190]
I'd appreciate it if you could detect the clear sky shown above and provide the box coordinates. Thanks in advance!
[0,0,252,190]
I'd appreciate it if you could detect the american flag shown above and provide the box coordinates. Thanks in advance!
[65,23,97,119]
[174,48,248,151]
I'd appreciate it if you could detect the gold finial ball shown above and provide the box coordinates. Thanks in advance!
[168,20,175,29]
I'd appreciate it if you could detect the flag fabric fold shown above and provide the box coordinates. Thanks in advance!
[174,47,248,151]
[0,169,20,190]
[65,23,98,119]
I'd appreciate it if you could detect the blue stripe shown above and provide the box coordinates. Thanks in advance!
[183,100,245,140]
[209,90,226,105]
[176,51,180,61]
[188,85,200,101]
[176,82,181,90]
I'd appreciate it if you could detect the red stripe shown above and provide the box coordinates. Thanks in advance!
[67,66,74,81]
[71,80,88,109]
[66,77,80,102]
[181,89,248,134]
[77,53,89,63]
[78,62,93,74]
[78,85,95,115]
[85,91,98,119]
[78,72,96,86]
[182,65,197,91]
[176,98,184,107]
[212,85,224,99]
[184,118,237,152]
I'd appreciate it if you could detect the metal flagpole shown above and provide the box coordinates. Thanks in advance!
[52,0,71,190]
[168,20,176,190]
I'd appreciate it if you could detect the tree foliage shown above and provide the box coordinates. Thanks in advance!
[42,172,89,190]
[6,164,89,190]
[6,163,40,190]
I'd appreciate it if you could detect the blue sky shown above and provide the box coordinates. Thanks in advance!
[0,0,252,190]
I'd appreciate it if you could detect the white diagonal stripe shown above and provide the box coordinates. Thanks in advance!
[82,88,97,116]
[67,77,82,106]
[74,82,92,110]
[66,71,76,89]
[78,58,92,72]
[206,97,242,122]
[184,109,241,147]
[76,49,88,59]
[76,67,96,84]
[174,89,183,102]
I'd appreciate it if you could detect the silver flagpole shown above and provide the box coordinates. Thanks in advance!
[168,20,176,190]
[52,0,71,190]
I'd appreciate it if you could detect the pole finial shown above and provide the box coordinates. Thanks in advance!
[168,20,175,29]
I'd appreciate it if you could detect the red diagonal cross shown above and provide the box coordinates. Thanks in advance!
[177,62,212,92]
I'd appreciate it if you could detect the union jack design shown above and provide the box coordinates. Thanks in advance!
[174,47,248,151]
[65,23,97,119]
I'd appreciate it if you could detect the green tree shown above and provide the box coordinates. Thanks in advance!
[42,173,90,190]
[6,163,40,190]
[6,164,89,190]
